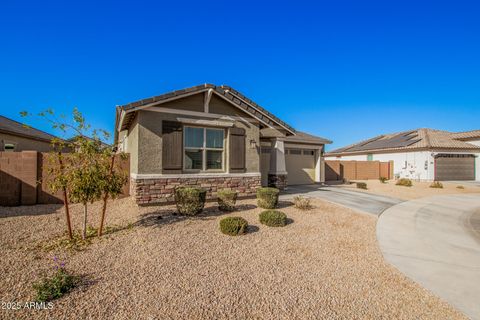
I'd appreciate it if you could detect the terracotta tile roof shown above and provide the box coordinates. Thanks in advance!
[450,130,480,141]
[0,115,57,142]
[327,128,480,156]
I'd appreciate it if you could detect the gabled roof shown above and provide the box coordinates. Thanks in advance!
[260,128,331,145]
[327,128,480,156]
[0,115,57,142]
[117,84,295,134]
[284,131,332,145]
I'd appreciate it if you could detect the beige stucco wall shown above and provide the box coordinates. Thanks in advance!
[127,94,260,174]
[125,115,139,174]
[160,94,204,112]
[134,110,260,174]
[0,132,53,152]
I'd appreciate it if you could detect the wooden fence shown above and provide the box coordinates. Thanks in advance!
[0,151,130,206]
[325,160,393,181]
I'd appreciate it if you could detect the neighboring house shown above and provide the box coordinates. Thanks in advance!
[115,84,331,204]
[326,128,480,181]
[0,115,56,152]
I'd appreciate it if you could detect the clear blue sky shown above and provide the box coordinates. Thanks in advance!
[1,0,479,149]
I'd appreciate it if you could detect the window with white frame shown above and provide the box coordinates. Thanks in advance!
[184,127,224,171]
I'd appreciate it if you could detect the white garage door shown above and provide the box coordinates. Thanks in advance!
[286,148,316,185]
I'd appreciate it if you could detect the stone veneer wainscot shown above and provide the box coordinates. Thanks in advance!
[131,173,261,205]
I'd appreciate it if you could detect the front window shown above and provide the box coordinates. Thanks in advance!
[3,143,15,152]
[184,127,224,171]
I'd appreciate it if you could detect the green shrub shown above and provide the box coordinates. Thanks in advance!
[457,185,465,189]
[293,196,312,210]
[430,181,443,189]
[396,178,413,187]
[256,187,279,209]
[259,210,287,227]
[217,189,238,211]
[174,187,207,215]
[356,182,367,190]
[219,217,248,236]
[379,177,388,183]
[33,268,78,302]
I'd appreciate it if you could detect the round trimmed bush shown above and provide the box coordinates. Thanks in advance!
[174,187,207,215]
[219,217,248,236]
[256,187,279,209]
[217,189,238,211]
[395,178,413,187]
[259,210,287,227]
[356,182,367,190]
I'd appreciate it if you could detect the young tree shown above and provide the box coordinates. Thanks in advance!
[21,108,127,240]
[21,111,74,239]
[98,148,128,236]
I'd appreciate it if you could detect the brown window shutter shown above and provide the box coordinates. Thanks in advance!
[229,127,246,172]
[162,121,183,172]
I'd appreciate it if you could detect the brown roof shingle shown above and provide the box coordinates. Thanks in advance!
[0,115,57,142]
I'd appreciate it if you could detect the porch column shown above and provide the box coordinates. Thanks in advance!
[268,138,288,190]
[315,146,325,183]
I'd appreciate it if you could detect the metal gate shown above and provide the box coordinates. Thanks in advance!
[435,154,475,181]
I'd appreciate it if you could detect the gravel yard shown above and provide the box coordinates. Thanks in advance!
[0,197,466,319]
[340,179,480,200]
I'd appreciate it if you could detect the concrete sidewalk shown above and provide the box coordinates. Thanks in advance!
[377,194,480,320]
[281,184,402,216]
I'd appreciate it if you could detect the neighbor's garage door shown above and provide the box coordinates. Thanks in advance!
[286,148,316,185]
[435,154,475,181]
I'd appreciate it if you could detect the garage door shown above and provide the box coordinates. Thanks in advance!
[286,148,316,185]
[435,154,475,181]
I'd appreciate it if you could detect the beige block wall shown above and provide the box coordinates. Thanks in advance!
[133,110,260,174]
[0,132,53,152]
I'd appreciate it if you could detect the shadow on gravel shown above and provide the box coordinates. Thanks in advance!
[277,200,294,209]
[0,204,63,218]
[134,203,260,229]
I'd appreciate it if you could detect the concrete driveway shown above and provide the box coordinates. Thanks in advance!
[377,194,480,320]
[281,184,402,216]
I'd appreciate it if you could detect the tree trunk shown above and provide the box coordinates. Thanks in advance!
[58,152,73,239]
[98,154,116,237]
[83,202,88,240]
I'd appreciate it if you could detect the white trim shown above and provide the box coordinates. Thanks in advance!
[176,117,234,127]
[131,172,261,179]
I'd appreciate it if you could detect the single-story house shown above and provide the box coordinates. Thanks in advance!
[0,115,57,152]
[325,128,480,181]
[115,84,331,204]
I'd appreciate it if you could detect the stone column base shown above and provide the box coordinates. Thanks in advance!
[268,173,287,190]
